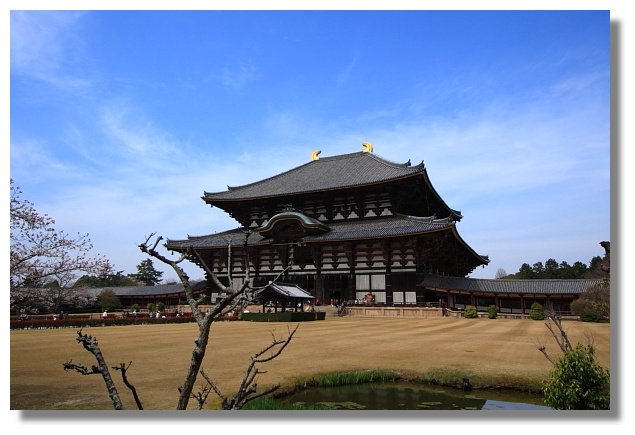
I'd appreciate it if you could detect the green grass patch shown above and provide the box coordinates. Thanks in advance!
[241,396,332,410]
[303,369,402,387]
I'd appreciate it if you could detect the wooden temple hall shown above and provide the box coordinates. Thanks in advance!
[165,144,593,313]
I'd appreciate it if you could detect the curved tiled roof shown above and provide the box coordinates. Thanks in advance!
[166,214,457,249]
[82,280,207,298]
[204,152,423,201]
[257,209,330,238]
[421,275,603,295]
[254,282,315,301]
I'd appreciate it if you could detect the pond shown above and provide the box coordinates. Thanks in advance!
[281,382,552,410]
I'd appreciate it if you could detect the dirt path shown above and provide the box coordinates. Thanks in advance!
[10,316,610,409]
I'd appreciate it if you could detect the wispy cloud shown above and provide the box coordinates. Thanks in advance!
[220,62,259,91]
[9,139,79,182]
[10,11,90,90]
[336,54,359,86]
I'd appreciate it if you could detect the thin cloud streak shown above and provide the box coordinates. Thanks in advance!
[11,10,89,90]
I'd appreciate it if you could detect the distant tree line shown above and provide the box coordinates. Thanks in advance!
[502,256,606,280]
[74,259,164,288]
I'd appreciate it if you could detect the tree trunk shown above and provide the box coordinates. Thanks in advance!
[176,318,213,410]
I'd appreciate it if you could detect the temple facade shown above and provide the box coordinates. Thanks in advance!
[166,145,490,306]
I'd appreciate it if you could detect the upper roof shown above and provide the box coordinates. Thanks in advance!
[420,275,603,295]
[204,152,424,202]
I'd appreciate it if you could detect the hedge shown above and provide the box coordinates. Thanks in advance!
[10,315,209,330]
[241,311,326,322]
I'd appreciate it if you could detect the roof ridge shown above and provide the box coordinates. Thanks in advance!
[204,151,420,197]
[205,158,317,195]
[221,152,365,193]
[366,152,423,169]
[432,275,603,283]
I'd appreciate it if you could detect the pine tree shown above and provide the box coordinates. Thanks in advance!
[132,259,163,286]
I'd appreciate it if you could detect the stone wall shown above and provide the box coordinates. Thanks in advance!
[345,306,443,318]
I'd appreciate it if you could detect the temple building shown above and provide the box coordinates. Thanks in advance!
[166,144,491,307]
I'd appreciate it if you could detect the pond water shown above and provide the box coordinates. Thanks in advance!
[281,382,552,410]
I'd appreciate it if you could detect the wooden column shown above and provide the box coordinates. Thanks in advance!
[520,295,525,317]
[382,240,393,305]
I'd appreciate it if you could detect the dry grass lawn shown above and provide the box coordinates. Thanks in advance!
[10,316,610,410]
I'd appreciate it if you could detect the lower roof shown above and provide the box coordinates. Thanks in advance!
[421,275,604,295]
[167,214,457,249]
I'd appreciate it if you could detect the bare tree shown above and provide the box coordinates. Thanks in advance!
[537,309,573,365]
[494,268,507,279]
[137,233,247,409]
[64,228,296,410]
[138,230,294,410]
[599,241,610,273]
[10,179,112,313]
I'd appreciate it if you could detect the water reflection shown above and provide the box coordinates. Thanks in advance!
[283,382,551,410]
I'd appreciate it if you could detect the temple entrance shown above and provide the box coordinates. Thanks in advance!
[322,274,350,306]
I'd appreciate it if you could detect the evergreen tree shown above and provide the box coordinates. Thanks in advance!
[132,259,163,286]
[74,271,137,287]
[516,263,535,279]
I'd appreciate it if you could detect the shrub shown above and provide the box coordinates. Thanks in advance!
[487,305,497,319]
[97,289,121,312]
[130,304,139,312]
[543,343,610,410]
[146,303,156,313]
[464,305,478,318]
[10,315,200,329]
[241,311,325,322]
[529,302,545,320]
[571,280,610,322]
[156,302,165,312]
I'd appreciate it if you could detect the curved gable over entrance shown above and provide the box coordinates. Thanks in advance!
[256,209,330,242]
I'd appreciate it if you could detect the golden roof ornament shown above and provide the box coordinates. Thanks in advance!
[310,150,321,161]
[362,142,374,153]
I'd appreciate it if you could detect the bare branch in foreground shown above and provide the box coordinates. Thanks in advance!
[112,362,143,410]
[199,324,299,409]
[63,329,123,410]
[538,310,574,365]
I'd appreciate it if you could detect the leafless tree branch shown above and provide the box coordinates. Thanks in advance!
[198,324,299,409]
[112,362,143,410]
[63,329,123,410]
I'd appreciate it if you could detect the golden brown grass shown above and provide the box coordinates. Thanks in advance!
[10,316,610,410]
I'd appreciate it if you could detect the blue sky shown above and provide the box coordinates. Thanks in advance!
[9,10,610,281]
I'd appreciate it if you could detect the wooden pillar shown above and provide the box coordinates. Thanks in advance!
[346,242,356,302]
[382,240,392,305]
[312,245,324,304]
[520,295,525,317]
